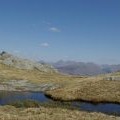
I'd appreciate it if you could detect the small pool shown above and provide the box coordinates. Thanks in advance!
[73,102,120,116]
[0,91,50,105]
[0,91,120,116]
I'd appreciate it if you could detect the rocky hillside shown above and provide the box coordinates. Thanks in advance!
[0,51,57,73]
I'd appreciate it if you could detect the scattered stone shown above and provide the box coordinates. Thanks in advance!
[103,76,120,81]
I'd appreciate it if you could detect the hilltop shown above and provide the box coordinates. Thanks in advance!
[0,51,57,73]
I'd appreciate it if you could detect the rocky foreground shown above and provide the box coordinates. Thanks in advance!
[0,79,60,91]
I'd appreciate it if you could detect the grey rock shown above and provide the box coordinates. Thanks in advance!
[103,76,120,81]
[0,80,60,92]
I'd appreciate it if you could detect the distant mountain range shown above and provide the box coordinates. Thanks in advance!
[2,51,119,76]
[46,60,120,76]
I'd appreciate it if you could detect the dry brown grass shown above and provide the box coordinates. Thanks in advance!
[0,62,120,119]
[0,105,119,120]
[0,63,81,84]
[0,63,120,103]
[46,76,120,103]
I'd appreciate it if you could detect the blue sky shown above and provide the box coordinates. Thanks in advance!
[0,0,120,64]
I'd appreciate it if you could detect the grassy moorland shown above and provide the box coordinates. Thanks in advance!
[0,105,119,120]
[0,62,120,120]
[46,75,120,103]
[0,62,120,103]
[0,63,82,84]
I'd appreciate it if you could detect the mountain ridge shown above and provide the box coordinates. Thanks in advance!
[48,60,120,75]
[0,51,57,73]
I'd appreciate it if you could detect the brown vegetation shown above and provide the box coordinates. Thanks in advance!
[46,76,120,103]
[0,62,120,119]
[0,105,119,120]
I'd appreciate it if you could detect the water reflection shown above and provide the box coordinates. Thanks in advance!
[73,102,120,115]
[0,91,120,116]
[0,91,49,105]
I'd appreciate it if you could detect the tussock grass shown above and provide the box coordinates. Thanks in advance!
[0,105,119,120]
[46,76,120,103]
[9,100,77,111]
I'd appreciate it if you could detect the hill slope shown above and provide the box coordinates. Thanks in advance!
[0,51,57,73]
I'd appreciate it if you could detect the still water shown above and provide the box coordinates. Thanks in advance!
[0,91,120,116]
[73,102,120,115]
[0,91,49,105]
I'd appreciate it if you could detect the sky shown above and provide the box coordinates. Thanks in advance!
[0,0,120,64]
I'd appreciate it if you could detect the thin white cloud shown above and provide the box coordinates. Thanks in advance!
[40,43,49,47]
[49,27,61,32]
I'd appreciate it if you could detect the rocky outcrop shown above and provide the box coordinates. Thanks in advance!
[103,76,120,81]
[0,51,57,73]
[0,80,60,91]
